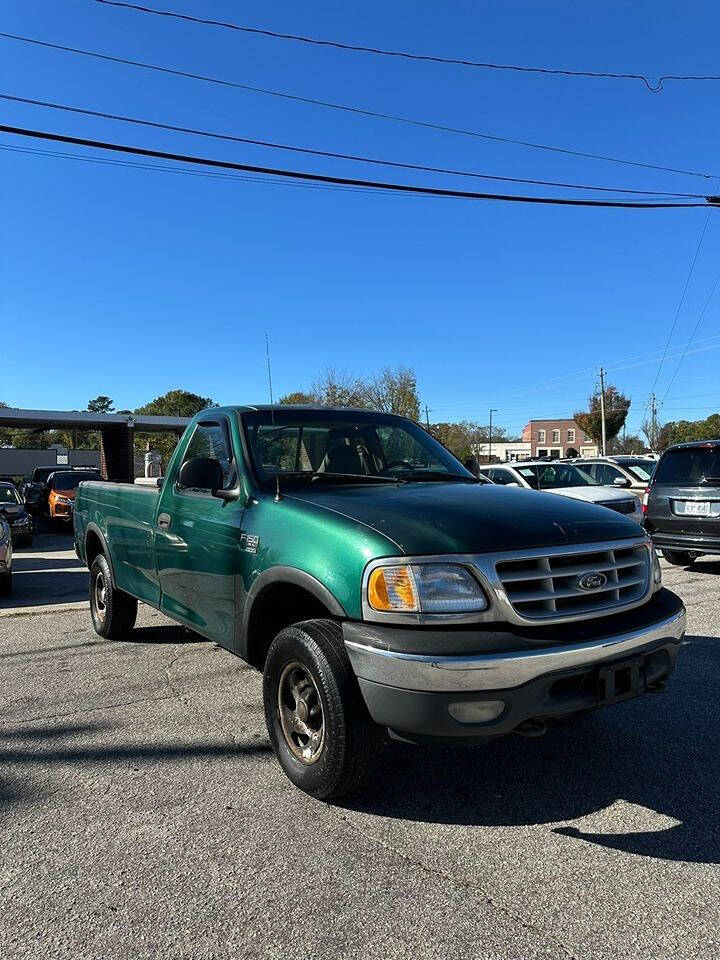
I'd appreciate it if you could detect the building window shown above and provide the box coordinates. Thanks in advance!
[567,428,575,443]
[538,429,546,443]
[552,429,560,443]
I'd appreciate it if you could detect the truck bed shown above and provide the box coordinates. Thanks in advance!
[74,480,161,607]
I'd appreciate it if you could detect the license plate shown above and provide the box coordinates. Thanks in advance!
[679,500,713,516]
[598,657,644,706]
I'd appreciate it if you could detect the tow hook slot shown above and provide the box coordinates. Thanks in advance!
[514,718,548,738]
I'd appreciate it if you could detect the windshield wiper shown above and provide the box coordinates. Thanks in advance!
[274,471,407,485]
[405,471,479,483]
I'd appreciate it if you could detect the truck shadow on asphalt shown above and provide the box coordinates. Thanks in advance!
[344,632,720,864]
[0,721,273,818]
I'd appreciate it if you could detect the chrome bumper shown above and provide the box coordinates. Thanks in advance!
[344,606,686,693]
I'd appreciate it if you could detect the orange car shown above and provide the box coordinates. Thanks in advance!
[47,469,102,524]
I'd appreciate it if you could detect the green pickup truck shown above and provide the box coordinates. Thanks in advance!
[74,406,685,799]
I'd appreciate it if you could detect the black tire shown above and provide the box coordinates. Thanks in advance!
[263,619,381,800]
[89,554,138,640]
[662,549,697,566]
[0,571,11,597]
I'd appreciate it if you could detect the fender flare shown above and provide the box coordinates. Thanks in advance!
[84,522,115,582]
[238,566,346,659]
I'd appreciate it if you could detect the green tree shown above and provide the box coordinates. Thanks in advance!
[657,413,720,450]
[609,432,647,455]
[366,366,420,420]
[0,401,11,447]
[134,389,216,471]
[87,395,115,413]
[427,421,510,462]
[574,385,630,447]
[279,391,316,405]
[280,365,422,419]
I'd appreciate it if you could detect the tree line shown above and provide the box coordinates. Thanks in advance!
[3,371,716,464]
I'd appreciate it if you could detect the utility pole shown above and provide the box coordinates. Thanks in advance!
[424,404,431,431]
[599,367,607,456]
[650,393,659,452]
[488,408,498,462]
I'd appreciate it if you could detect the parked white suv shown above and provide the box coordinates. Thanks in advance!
[573,456,655,496]
[482,461,643,523]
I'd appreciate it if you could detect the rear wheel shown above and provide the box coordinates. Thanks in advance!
[263,619,381,800]
[90,554,138,639]
[662,549,697,566]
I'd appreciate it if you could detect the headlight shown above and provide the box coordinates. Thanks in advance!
[56,496,72,504]
[367,563,487,614]
[651,544,662,589]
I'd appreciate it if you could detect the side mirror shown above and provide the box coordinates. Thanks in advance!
[613,477,631,487]
[464,457,481,478]
[507,481,521,487]
[177,457,224,492]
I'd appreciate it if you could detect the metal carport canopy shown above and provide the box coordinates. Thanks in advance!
[0,408,190,432]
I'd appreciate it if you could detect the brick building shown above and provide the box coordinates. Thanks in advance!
[521,419,599,459]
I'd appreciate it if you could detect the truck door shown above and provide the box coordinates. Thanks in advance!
[154,416,244,648]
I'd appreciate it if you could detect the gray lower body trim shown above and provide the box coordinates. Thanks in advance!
[344,606,686,693]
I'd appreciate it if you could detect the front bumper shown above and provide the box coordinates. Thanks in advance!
[343,589,685,743]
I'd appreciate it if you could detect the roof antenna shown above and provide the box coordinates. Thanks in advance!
[265,333,282,502]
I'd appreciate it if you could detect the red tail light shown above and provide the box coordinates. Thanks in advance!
[642,486,650,516]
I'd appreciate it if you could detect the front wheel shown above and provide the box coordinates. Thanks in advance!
[662,549,697,566]
[90,554,138,639]
[263,619,381,800]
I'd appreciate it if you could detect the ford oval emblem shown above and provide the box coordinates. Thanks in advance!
[578,572,608,591]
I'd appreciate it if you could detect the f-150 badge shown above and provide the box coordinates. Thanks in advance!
[240,532,260,554]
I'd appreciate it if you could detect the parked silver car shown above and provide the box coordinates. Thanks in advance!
[481,460,643,522]
[0,514,12,596]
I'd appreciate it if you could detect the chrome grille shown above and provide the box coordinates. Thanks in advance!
[494,542,650,621]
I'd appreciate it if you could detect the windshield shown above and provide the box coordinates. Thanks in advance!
[617,459,654,482]
[653,447,720,486]
[0,486,21,505]
[516,463,598,490]
[51,472,101,491]
[31,467,56,484]
[242,410,474,487]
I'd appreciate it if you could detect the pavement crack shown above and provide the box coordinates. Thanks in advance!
[163,647,245,745]
[18,693,178,723]
[333,810,581,960]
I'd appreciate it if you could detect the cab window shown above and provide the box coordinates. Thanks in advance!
[179,420,236,490]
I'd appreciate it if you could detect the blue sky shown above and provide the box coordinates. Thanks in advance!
[2,0,720,438]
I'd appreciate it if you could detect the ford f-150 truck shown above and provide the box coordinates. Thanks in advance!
[74,406,685,799]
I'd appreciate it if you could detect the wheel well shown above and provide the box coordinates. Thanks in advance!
[85,530,105,568]
[246,582,337,668]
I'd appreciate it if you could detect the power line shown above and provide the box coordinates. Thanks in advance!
[2,33,714,181]
[0,143,407,197]
[0,92,703,199]
[94,0,720,94]
[660,265,720,403]
[1,124,714,207]
[648,206,714,400]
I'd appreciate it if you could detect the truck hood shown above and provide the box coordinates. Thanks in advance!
[287,482,642,555]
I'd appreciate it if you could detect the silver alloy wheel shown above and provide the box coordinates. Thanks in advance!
[94,571,107,622]
[277,660,325,764]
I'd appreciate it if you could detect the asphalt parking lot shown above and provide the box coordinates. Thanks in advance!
[1,533,719,959]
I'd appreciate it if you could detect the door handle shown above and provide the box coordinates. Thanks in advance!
[157,513,172,530]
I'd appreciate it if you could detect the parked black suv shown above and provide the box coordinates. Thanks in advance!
[644,439,720,565]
